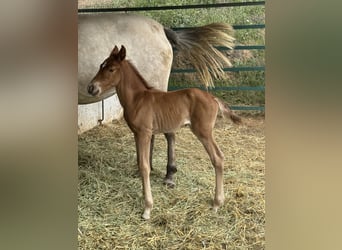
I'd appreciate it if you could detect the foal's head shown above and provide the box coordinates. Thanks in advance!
[88,45,126,97]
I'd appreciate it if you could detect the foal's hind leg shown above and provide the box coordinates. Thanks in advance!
[149,135,155,170]
[164,133,177,188]
[149,133,177,187]
[191,126,225,211]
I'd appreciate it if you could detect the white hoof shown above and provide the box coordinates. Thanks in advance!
[142,210,151,220]
[213,205,219,213]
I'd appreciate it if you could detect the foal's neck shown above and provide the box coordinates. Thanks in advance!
[116,60,151,109]
[126,60,151,90]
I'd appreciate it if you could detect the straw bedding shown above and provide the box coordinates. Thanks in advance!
[78,115,265,249]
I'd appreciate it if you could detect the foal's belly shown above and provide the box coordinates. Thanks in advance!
[152,116,191,134]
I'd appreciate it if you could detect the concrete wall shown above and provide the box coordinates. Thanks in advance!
[78,95,123,134]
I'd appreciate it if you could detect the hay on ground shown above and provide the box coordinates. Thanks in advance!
[78,116,265,249]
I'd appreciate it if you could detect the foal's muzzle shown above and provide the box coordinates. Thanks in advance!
[87,84,99,96]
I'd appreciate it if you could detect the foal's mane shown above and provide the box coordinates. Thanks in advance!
[125,60,155,90]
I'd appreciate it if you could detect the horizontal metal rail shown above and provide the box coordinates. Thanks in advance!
[230,45,265,50]
[231,106,264,111]
[172,24,265,31]
[171,66,265,74]
[168,86,264,91]
[173,45,265,52]
[78,1,265,13]
[233,24,265,30]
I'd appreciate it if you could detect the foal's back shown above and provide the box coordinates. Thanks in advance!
[134,88,220,134]
[150,87,217,109]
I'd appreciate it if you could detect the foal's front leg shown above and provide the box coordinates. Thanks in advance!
[134,132,153,220]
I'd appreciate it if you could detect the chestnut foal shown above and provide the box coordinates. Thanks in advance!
[88,45,241,219]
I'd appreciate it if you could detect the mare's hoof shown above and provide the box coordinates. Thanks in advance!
[163,178,176,188]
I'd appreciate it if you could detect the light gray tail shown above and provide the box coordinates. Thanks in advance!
[164,23,235,88]
[215,98,242,125]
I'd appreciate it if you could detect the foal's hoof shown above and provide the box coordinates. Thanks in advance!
[142,210,151,220]
[212,198,224,212]
[163,178,176,188]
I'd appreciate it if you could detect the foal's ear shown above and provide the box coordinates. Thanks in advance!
[111,45,119,55]
[118,45,126,61]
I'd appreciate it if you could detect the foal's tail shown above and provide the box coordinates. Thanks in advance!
[215,98,242,125]
[164,23,235,88]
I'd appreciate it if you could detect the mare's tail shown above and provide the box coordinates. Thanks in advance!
[215,98,242,125]
[164,23,235,88]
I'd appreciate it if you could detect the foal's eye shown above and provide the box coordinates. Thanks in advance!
[109,68,114,72]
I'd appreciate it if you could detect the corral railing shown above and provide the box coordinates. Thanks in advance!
[79,1,265,112]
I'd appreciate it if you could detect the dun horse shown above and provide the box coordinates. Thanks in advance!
[88,46,242,219]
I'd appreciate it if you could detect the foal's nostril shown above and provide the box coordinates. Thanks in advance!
[88,85,94,94]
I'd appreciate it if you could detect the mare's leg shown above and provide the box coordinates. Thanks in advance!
[164,132,177,187]
[134,132,153,219]
[191,125,225,211]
